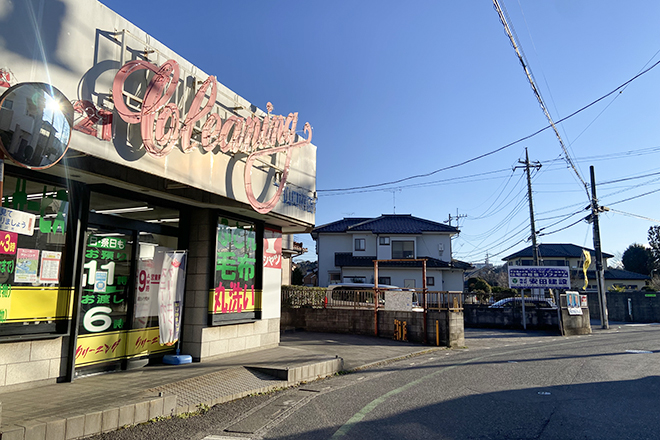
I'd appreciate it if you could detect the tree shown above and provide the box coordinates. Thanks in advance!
[467,277,491,293]
[291,267,304,285]
[622,243,654,275]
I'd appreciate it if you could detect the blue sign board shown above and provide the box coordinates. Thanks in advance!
[508,266,570,289]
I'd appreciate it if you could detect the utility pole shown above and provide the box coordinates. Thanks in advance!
[589,166,609,329]
[514,148,542,330]
[447,210,467,228]
[517,148,542,267]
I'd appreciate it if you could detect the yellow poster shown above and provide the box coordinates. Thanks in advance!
[75,331,126,366]
[126,327,171,357]
[208,286,262,314]
[0,286,73,323]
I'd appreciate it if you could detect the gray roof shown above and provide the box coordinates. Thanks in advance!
[312,214,458,236]
[503,243,614,261]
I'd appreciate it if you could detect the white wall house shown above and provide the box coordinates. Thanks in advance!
[312,214,472,291]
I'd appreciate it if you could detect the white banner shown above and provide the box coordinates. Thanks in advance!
[508,266,570,290]
[158,251,187,345]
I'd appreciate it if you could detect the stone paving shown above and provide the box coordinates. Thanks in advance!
[0,331,431,440]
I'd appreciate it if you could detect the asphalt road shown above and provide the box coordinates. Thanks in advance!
[90,324,660,440]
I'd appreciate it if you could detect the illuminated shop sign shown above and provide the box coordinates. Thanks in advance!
[87,59,313,215]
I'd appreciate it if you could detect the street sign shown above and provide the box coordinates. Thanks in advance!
[566,291,583,315]
[508,266,570,289]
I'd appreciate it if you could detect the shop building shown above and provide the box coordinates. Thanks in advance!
[0,0,316,391]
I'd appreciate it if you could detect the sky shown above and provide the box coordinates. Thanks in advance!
[99,0,660,267]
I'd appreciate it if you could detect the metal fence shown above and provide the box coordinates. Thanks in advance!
[282,286,463,311]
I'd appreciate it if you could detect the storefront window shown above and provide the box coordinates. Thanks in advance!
[0,175,70,337]
[210,217,260,324]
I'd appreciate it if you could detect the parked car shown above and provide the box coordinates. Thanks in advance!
[489,297,557,309]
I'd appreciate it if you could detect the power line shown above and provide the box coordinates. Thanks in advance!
[493,0,589,198]
[318,57,660,193]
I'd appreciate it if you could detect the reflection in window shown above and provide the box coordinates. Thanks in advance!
[0,175,69,337]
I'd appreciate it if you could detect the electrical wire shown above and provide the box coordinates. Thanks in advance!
[317,57,660,194]
[494,0,589,198]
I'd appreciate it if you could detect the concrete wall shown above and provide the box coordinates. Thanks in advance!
[463,305,561,332]
[200,318,280,360]
[181,209,215,360]
[0,337,69,392]
[280,308,464,348]
[586,291,660,323]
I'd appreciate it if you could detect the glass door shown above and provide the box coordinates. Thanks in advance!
[75,226,134,375]
[73,190,183,376]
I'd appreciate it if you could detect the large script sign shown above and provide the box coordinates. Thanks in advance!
[109,59,312,214]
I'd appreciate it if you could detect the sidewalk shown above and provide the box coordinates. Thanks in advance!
[0,332,437,440]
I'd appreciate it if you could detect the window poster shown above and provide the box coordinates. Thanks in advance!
[14,248,39,283]
[212,218,258,316]
[39,251,62,283]
[135,247,167,320]
[263,228,282,269]
[79,234,130,336]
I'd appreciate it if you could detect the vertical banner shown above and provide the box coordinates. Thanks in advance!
[158,251,187,345]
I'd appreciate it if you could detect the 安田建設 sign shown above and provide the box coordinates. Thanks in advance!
[508,266,570,289]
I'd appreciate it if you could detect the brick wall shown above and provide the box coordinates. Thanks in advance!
[280,308,464,348]
[0,337,68,392]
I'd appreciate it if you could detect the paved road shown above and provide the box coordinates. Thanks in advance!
[90,324,660,440]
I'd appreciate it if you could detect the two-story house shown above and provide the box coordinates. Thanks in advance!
[503,243,649,291]
[311,214,472,290]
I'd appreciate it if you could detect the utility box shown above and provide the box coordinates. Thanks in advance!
[560,291,592,335]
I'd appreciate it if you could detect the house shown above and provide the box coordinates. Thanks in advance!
[280,235,307,285]
[502,243,649,291]
[311,214,472,290]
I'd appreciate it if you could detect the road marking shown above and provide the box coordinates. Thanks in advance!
[625,349,653,354]
[331,338,588,439]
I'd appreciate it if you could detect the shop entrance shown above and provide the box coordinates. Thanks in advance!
[74,191,182,376]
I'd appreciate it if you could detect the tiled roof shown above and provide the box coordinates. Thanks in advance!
[503,243,614,261]
[603,269,650,280]
[311,218,372,235]
[570,268,649,281]
[334,252,472,270]
[313,214,458,235]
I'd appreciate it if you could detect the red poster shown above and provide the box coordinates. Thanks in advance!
[263,229,282,269]
[0,231,18,255]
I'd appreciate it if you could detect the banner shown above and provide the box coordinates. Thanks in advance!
[582,250,591,290]
[158,251,187,345]
[508,266,570,289]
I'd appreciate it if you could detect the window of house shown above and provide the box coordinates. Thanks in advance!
[329,272,340,284]
[378,276,391,285]
[355,238,366,251]
[426,276,435,286]
[345,276,366,283]
[392,241,414,259]
[379,236,390,245]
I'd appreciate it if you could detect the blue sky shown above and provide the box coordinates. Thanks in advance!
[99,1,660,266]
